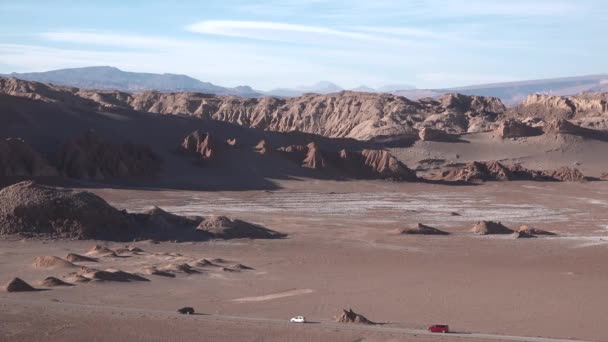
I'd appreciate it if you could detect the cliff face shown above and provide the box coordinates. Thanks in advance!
[0,78,507,141]
[514,93,608,120]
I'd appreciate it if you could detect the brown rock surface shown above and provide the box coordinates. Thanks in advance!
[39,277,74,287]
[418,127,458,142]
[141,267,176,278]
[0,181,134,240]
[398,223,449,235]
[514,93,608,121]
[78,267,149,282]
[336,308,375,325]
[0,138,58,177]
[180,129,215,161]
[428,161,568,183]
[66,253,98,263]
[4,277,37,292]
[32,256,75,269]
[196,215,285,239]
[86,245,118,257]
[0,79,508,141]
[471,221,514,235]
[498,119,543,138]
[301,142,327,169]
[518,225,556,236]
[58,130,161,180]
[338,149,417,181]
[546,167,587,182]
[511,231,536,239]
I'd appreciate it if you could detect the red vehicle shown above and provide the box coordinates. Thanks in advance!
[428,324,449,333]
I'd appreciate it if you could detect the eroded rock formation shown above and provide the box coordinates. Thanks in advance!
[0,138,58,177]
[497,119,543,138]
[58,130,161,180]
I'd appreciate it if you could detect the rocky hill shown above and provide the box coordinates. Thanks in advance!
[0,77,507,141]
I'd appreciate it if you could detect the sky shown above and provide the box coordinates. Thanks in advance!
[0,0,606,90]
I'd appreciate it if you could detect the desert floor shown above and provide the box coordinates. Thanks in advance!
[2,180,608,342]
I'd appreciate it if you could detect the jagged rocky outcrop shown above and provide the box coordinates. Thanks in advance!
[58,130,161,180]
[336,309,375,325]
[542,119,608,141]
[180,129,215,161]
[427,161,586,183]
[0,138,58,177]
[302,142,327,169]
[337,149,417,181]
[514,93,608,121]
[0,78,508,141]
[545,167,587,182]
[497,119,543,138]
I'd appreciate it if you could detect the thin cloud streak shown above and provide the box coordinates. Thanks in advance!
[186,20,417,47]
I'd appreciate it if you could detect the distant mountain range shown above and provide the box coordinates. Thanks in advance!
[1,66,261,97]
[395,75,608,106]
[3,66,607,106]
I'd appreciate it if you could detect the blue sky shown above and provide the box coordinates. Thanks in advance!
[0,0,606,90]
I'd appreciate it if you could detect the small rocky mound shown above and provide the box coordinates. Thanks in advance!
[338,149,417,181]
[63,274,91,283]
[227,263,254,271]
[39,277,74,287]
[511,231,536,239]
[418,127,458,142]
[197,215,285,239]
[518,225,556,236]
[136,206,202,230]
[57,130,161,180]
[161,263,199,274]
[114,245,145,255]
[336,308,375,325]
[66,253,98,263]
[0,181,134,240]
[4,277,37,292]
[428,161,555,183]
[78,267,149,282]
[0,138,59,177]
[86,245,118,257]
[497,119,543,138]
[181,129,215,161]
[471,221,514,235]
[141,267,176,278]
[398,223,449,235]
[546,167,587,182]
[192,259,222,268]
[33,256,75,269]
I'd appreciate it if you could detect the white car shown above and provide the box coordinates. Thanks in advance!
[290,316,306,323]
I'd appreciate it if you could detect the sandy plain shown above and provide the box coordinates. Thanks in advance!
[2,180,608,342]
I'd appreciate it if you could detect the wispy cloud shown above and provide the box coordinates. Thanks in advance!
[186,20,415,47]
[41,32,195,49]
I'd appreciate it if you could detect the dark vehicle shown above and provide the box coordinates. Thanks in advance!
[428,324,449,333]
[178,307,195,315]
